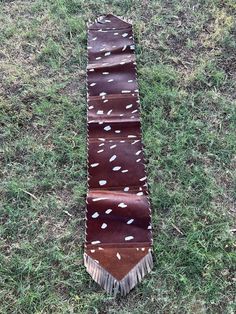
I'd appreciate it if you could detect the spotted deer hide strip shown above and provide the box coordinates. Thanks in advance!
[84,14,153,296]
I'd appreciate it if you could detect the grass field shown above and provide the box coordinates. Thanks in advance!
[0,0,236,313]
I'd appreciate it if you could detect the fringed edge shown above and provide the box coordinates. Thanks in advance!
[86,14,132,29]
[84,251,153,296]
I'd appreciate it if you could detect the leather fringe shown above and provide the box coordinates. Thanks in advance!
[87,15,132,29]
[84,251,153,296]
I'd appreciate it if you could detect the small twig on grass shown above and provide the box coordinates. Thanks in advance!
[63,210,73,217]
[171,223,184,235]
[21,189,38,201]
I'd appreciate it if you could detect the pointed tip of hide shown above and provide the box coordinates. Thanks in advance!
[84,249,153,296]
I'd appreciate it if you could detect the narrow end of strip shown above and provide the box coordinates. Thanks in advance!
[89,14,132,30]
[84,247,153,296]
